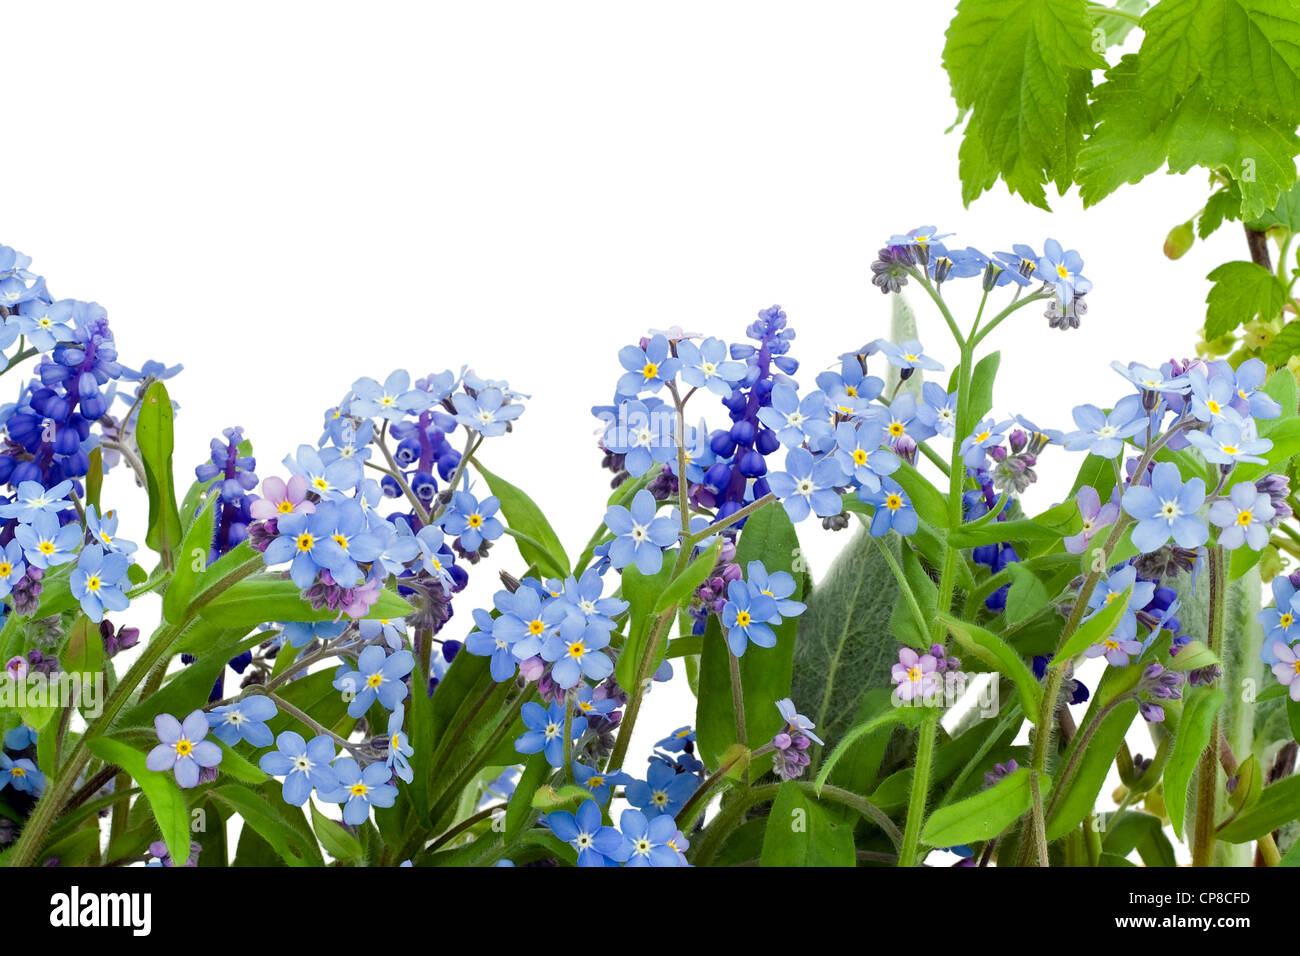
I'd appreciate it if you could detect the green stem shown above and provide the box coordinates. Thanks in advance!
[897,711,939,867]
[1192,546,1226,867]
[4,554,263,868]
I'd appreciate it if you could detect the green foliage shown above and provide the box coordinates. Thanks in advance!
[473,458,570,578]
[136,381,183,565]
[1205,262,1288,340]
[921,767,1035,846]
[759,782,855,866]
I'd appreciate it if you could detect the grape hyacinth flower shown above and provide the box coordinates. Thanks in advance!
[146,711,223,789]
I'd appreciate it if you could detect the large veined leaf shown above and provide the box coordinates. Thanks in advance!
[790,526,905,750]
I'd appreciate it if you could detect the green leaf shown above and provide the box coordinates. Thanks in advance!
[310,802,364,862]
[937,612,1043,722]
[697,503,805,774]
[1079,55,1300,219]
[965,350,1000,423]
[85,447,103,513]
[789,526,906,752]
[136,381,184,563]
[472,459,569,578]
[61,615,103,683]
[1051,584,1132,665]
[1200,185,1242,238]
[759,781,855,866]
[505,752,550,841]
[1003,562,1051,626]
[614,560,675,695]
[943,0,1106,209]
[1217,775,1300,842]
[163,495,218,623]
[653,538,721,614]
[1264,322,1300,366]
[118,631,263,728]
[1166,639,1220,672]
[1164,687,1225,839]
[1102,810,1176,867]
[922,767,1035,846]
[1228,753,1263,812]
[198,575,411,630]
[86,736,191,864]
[214,738,270,786]
[1045,699,1139,841]
[891,461,949,531]
[208,783,324,866]
[1205,261,1288,339]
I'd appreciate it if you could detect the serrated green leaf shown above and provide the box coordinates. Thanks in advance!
[944,0,1105,208]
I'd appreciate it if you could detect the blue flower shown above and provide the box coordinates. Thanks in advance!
[876,338,944,373]
[15,299,75,351]
[868,391,937,447]
[319,417,374,465]
[547,799,631,866]
[601,399,677,477]
[744,560,806,620]
[259,732,339,805]
[1121,462,1208,553]
[676,336,747,396]
[319,758,398,825]
[515,700,587,768]
[146,710,223,789]
[859,477,919,537]
[767,447,844,522]
[832,420,898,494]
[1062,396,1146,458]
[0,479,72,522]
[619,808,690,866]
[281,620,348,650]
[334,645,414,718]
[616,334,680,397]
[571,684,618,721]
[756,384,834,450]
[959,417,1012,468]
[491,583,578,661]
[206,695,278,748]
[84,506,138,555]
[0,753,44,795]
[264,507,353,589]
[655,726,697,752]
[1187,366,1236,423]
[721,579,779,656]
[1226,358,1281,420]
[917,382,958,437]
[348,370,431,421]
[385,704,415,784]
[466,608,519,681]
[991,244,1041,287]
[626,761,699,817]
[416,524,456,588]
[886,226,953,251]
[452,387,525,437]
[1111,361,1190,395]
[70,544,131,622]
[13,511,81,569]
[1209,481,1273,551]
[541,621,614,688]
[604,489,679,574]
[283,443,362,500]
[1037,239,1092,300]
[442,488,504,551]
[573,762,633,805]
[1185,417,1271,466]
[556,568,628,630]
[1258,576,1300,664]
[0,540,26,599]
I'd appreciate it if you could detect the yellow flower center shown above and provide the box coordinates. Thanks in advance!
[1237,510,1253,526]
[278,500,295,514]
[907,665,921,682]
[888,422,904,437]
[350,782,369,797]
[86,575,101,593]
[1103,639,1119,650]
[852,449,868,466]
[567,641,586,659]
[468,513,483,528]
[367,673,384,688]
[1207,400,1221,415]
[11,766,26,777]
[885,494,903,511]
[1056,264,1069,279]
[1222,445,1239,455]
[642,362,659,380]
[38,541,54,555]
[1281,613,1294,628]
[175,739,193,757]
[528,619,545,636]
[735,610,752,628]
[296,532,315,552]
[0,562,11,577]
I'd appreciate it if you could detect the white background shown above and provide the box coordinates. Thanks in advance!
[4,1,1257,860]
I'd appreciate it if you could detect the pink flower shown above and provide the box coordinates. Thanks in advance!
[1271,641,1300,702]
[250,475,315,520]
[891,646,938,702]
[4,656,27,681]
